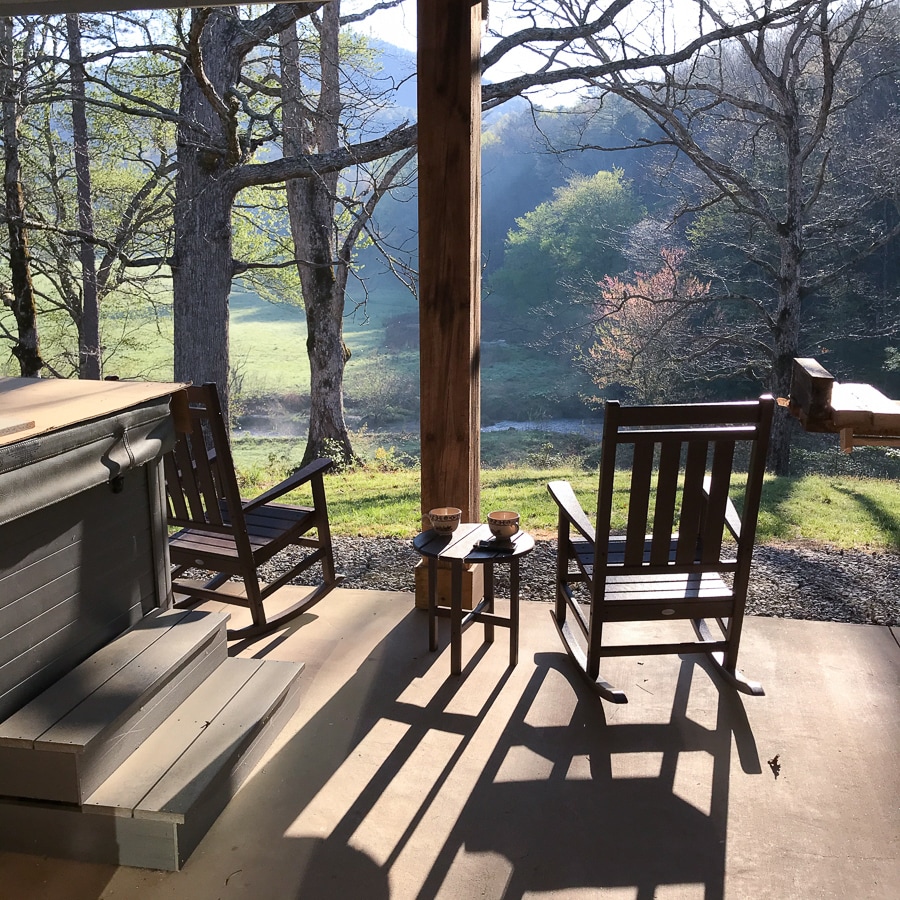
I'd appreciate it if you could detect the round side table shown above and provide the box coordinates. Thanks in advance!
[413,523,535,675]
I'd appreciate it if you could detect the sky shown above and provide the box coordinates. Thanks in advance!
[346,0,707,107]
[347,0,580,105]
[350,1,701,56]
[350,0,417,52]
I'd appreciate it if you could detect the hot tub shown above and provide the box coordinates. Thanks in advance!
[0,378,185,720]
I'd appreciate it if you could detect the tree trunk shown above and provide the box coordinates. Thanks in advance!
[1,17,42,377]
[172,171,234,408]
[169,4,415,437]
[172,10,241,418]
[767,108,806,476]
[66,14,101,379]
[768,266,803,476]
[301,241,354,465]
[281,5,355,466]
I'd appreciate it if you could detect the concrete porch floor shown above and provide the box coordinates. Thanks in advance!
[2,586,898,900]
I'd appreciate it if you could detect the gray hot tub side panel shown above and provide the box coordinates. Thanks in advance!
[0,398,176,722]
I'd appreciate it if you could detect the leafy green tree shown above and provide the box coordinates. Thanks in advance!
[481,97,663,276]
[492,168,644,309]
[66,13,100,379]
[166,0,819,433]
[2,1,822,443]
[0,12,176,378]
[0,15,43,376]
[279,5,417,465]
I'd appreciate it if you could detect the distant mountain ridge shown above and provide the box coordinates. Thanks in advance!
[363,36,530,124]
[365,38,416,114]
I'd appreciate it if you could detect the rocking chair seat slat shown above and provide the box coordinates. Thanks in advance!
[170,505,315,560]
[605,571,730,596]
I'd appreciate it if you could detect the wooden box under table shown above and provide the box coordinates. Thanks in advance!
[0,378,183,722]
[414,559,485,611]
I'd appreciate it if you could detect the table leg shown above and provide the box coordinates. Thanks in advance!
[483,560,495,644]
[428,558,438,652]
[450,559,463,675]
[509,558,520,667]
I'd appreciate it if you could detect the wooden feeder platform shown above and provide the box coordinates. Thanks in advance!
[788,358,900,451]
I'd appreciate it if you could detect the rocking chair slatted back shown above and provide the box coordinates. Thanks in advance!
[165,391,240,533]
[594,401,772,582]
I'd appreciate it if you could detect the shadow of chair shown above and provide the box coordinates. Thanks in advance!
[549,395,775,702]
[213,606,760,900]
[419,651,761,900]
[164,382,339,640]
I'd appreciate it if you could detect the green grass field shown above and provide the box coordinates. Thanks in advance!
[92,279,420,394]
[3,279,598,425]
[3,276,597,428]
[7,280,899,551]
[229,437,900,549]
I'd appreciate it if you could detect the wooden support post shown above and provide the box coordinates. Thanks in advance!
[417,0,482,526]
[413,559,484,611]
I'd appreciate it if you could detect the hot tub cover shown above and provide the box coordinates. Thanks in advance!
[0,378,185,527]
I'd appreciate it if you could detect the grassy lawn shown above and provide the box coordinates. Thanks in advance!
[229,443,900,550]
[21,279,419,394]
[5,279,593,428]
[755,474,900,547]
[481,342,595,423]
[230,281,418,400]
[9,280,898,551]
[229,289,310,393]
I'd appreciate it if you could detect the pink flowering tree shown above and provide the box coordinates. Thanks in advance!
[578,248,713,404]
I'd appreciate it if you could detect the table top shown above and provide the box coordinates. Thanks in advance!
[413,523,535,562]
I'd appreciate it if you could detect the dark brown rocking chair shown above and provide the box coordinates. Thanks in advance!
[164,383,340,641]
[548,395,774,703]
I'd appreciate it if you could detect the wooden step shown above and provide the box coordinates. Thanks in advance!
[0,657,304,871]
[0,608,228,803]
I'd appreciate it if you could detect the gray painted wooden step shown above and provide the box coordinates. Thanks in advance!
[0,608,228,803]
[0,656,304,871]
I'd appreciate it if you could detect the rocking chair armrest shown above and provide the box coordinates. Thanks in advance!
[702,475,742,540]
[722,499,742,541]
[242,457,334,512]
[548,480,596,543]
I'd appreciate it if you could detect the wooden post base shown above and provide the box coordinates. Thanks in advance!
[414,559,484,611]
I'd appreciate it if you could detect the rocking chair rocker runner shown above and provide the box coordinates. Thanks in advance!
[164,383,340,640]
[548,395,775,703]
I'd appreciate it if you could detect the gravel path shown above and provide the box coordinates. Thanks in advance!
[258,536,900,627]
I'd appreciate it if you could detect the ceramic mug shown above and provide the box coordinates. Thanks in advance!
[487,510,519,541]
[429,507,462,534]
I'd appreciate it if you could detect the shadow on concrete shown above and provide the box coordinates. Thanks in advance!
[418,652,759,900]
[222,605,760,899]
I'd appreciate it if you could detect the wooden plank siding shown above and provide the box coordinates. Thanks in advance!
[0,466,163,721]
[0,657,304,871]
[0,611,228,804]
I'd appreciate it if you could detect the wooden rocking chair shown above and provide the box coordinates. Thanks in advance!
[164,383,339,640]
[548,395,774,703]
